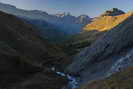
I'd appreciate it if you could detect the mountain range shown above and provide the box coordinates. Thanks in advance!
[0,2,91,42]
[61,8,130,56]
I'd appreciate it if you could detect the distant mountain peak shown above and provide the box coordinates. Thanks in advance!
[101,8,125,16]
[29,10,49,15]
[55,12,73,18]
[78,15,90,20]
[0,2,16,8]
[77,15,91,24]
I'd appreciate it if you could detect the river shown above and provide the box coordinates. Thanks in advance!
[51,67,79,89]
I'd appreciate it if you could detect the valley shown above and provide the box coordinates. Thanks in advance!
[0,1,133,89]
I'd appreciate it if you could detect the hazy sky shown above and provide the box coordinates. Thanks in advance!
[0,0,133,17]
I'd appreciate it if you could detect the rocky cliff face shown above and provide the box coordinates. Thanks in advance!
[101,8,125,16]
[67,12,133,85]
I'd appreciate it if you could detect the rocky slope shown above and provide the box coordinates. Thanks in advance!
[101,8,125,16]
[67,11,133,86]
[0,11,69,89]
[77,67,133,89]
[83,8,130,32]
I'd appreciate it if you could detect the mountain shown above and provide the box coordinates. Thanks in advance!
[61,8,127,56]
[53,12,85,34]
[0,2,91,36]
[0,11,70,89]
[101,8,125,16]
[56,13,91,24]
[77,15,92,24]
[83,9,130,32]
[66,11,133,86]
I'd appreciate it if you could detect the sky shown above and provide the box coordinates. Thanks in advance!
[0,0,133,17]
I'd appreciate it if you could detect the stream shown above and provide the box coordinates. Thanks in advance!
[51,67,79,89]
[108,49,133,76]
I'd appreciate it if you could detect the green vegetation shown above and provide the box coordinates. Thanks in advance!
[60,30,105,56]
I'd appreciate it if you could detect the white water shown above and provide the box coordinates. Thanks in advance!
[108,49,133,76]
[51,67,78,89]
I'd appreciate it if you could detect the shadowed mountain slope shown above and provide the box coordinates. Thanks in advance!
[0,11,69,89]
[21,17,67,42]
[0,10,69,66]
